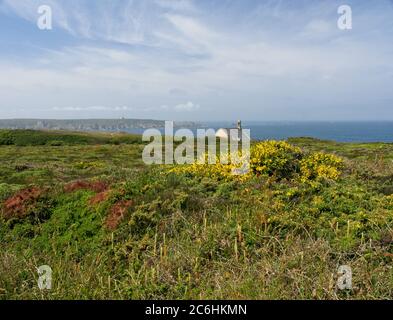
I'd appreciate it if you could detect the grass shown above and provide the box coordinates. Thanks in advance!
[0,129,141,146]
[1,132,393,300]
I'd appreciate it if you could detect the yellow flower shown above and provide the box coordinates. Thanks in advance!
[167,141,344,183]
[300,152,343,182]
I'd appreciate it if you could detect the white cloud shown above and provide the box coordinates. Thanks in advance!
[147,103,199,112]
[53,106,132,112]
[155,0,196,13]
[1,0,158,44]
[1,0,75,34]
[1,0,393,120]
[174,101,200,112]
[302,19,333,37]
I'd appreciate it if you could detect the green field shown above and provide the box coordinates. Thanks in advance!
[1,130,393,299]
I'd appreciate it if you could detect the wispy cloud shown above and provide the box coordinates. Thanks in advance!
[160,101,200,112]
[155,0,197,13]
[53,106,132,112]
[1,0,393,120]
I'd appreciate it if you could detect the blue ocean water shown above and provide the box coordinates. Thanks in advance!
[211,121,393,143]
[127,121,393,143]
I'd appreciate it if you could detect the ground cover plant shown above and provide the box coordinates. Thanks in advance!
[1,131,393,299]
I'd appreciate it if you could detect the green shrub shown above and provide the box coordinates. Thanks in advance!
[0,131,15,145]
[47,140,64,146]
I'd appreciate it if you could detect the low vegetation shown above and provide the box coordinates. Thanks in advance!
[0,129,141,146]
[1,131,393,299]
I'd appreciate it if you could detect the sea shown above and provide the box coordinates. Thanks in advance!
[126,121,393,143]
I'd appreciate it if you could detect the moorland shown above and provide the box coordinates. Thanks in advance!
[1,129,393,299]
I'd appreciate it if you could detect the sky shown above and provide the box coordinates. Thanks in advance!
[0,0,393,121]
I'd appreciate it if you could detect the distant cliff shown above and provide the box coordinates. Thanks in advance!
[0,119,197,132]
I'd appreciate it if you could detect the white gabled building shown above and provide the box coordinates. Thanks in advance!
[216,120,243,141]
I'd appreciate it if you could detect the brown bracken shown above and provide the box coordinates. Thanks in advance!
[3,187,42,219]
[105,200,133,230]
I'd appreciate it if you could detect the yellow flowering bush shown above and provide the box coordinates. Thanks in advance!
[300,152,344,182]
[168,152,251,181]
[250,141,303,179]
[167,141,344,183]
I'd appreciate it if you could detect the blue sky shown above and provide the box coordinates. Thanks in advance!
[0,0,393,120]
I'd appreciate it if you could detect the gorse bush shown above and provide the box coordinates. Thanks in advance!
[250,141,303,178]
[169,152,252,181]
[169,140,343,182]
[300,152,344,182]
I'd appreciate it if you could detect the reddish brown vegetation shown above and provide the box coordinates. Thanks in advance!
[64,180,108,193]
[2,187,42,219]
[89,190,111,206]
[105,200,133,230]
